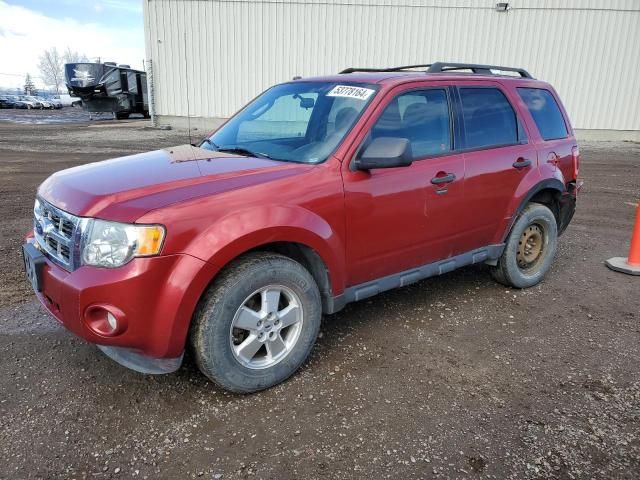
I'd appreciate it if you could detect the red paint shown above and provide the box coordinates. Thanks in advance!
[27,72,579,360]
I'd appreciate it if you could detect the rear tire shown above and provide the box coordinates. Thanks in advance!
[490,203,558,288]
[190,252,322,393]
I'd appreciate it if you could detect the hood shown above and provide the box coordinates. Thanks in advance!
[38,145,312,222]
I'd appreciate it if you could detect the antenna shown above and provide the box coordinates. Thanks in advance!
[183,30,192,145]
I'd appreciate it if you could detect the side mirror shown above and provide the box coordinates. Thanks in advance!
[354,137,413,170]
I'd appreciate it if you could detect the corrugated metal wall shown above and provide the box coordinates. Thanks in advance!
[143,0,640,132]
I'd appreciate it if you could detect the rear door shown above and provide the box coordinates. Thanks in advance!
[341,83,467,285]
[454,82,538,251]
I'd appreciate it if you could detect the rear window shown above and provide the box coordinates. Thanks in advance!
[459,88,518,149]
[517,88,568,141]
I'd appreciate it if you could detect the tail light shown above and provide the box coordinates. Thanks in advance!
[571,146,580,179]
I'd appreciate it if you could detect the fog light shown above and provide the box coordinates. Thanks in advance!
[84,305,127,337]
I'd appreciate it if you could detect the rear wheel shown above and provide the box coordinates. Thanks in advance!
[490,203,558,288]
[190,252,322,393]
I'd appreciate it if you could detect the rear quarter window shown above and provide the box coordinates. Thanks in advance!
[517,88,568,141]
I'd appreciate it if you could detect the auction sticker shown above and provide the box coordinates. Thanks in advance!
[327,85,375,100]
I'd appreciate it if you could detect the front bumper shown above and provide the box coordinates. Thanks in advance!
[24,237,218,372]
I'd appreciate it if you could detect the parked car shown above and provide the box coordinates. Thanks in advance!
[0,95,17,108]
[23,62,581,393]
[52,94,81,107]
[18,95,42,109]
[45,96,63,109]
[34,97,55,109]
[7,95,32,109]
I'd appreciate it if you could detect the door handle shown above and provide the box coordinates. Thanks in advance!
[512,158,532,169]
[431,172,456,185]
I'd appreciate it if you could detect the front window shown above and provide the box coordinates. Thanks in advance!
[204,82,378,164]
[362,88,452,160]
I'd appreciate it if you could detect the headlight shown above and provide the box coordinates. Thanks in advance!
[81,219,165,268]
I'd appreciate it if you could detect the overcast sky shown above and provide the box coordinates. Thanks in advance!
[0,0,145,89]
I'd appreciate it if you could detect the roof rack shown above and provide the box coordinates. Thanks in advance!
[339,62,533,79]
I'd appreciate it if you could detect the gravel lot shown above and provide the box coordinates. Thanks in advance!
[0,118,639,480]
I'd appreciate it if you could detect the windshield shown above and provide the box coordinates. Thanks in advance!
[204,82,378,164]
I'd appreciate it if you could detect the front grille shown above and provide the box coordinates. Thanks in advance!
[33,198,81,270]
[45,236,71,262]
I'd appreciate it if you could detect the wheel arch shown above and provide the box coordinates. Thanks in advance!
[503,179,566,242]
[184,204,346,315]
[247,241,334,313]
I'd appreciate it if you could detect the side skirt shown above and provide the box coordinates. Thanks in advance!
[325,244,505,314]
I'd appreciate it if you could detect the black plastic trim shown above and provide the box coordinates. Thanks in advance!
[503,179,566,242]
[558,182,578,235]
[324,244,505,314]
[22,242,46,292]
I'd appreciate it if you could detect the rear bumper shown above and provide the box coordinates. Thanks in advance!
[25,237,218,367]
[558,181,582,235]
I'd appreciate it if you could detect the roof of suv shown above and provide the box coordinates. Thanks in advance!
[295,62,544,87]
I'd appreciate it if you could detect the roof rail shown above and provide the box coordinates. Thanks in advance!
[427,62,533,78]
[339,62,533,79]
[339,64,433,74]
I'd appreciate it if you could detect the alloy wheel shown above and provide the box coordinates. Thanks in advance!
[229,285,304,369]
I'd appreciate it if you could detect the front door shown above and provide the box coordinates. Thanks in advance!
[342,85,467,286]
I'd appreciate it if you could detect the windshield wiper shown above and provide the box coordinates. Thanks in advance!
[200,137,219,149]
[215,145,271,159]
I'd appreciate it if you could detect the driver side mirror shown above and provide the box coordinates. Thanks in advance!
[354,137,413,170]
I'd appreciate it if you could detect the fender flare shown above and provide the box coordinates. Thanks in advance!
[503,178,566,242]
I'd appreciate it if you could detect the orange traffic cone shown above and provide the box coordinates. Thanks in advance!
[606,202,640,275]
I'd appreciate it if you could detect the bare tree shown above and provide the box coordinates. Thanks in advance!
[24,73,35,95]
[38,47,63,94]
[63,47,88,64]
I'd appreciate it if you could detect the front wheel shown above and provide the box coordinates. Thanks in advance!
[190,252,322,393]
[490,202,558,288]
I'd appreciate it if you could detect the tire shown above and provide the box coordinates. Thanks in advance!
[490,202,558,288]
[190,252,322,393]
[115,112,130,120]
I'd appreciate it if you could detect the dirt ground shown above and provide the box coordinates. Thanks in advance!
[0,117,639,480]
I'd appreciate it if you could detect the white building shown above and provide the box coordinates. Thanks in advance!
[143,0,640,140]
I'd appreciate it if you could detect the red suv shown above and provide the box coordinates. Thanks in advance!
[23,63,580,392]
